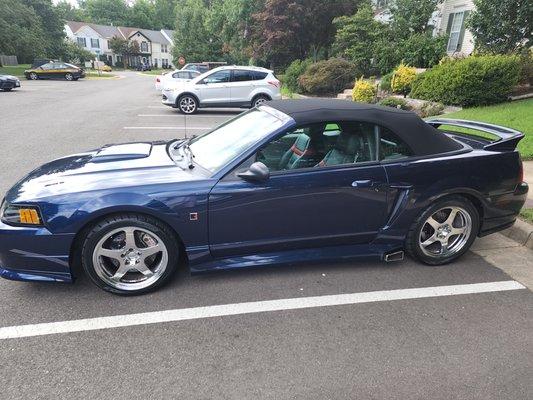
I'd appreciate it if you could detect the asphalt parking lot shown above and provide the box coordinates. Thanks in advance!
[0,72,532,399]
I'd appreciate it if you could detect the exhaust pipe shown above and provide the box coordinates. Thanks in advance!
[384,250,404,262]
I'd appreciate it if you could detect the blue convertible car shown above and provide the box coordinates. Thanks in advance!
[0,99,528,294]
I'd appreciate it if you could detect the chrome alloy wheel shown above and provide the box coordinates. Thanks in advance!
[179,96,197,114]
[92,226,169,291]
[29,72,38,80]
[419,206,472,258]
[253,96,268,107]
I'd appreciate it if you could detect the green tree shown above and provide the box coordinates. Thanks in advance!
[154,0,178,30]
[84,0,130,26]
[62,40,95,64]
[108,36,139,69]
[468,0,532,54]
[172,0,222,63]
[55,0,87,21]
[0,0,47,62]
[389,0,442,38]
[23,0,67,59]
[128,0,157,30]
[333,3,384,74]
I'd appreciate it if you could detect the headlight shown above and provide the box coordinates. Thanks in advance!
[0,202,42,226]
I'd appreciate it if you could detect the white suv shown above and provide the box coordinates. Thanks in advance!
[162,66,281,114]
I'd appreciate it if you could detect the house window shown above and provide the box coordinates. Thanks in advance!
[91,38,100,48]
[446,11,465,52]
[77,37,86,47]
[141,41,149,52]
[161,44,167,53]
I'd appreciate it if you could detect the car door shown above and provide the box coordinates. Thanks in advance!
[195,70,231,105]
[208,121,390,257]
[39,63,54,79]
[230,69,254,105]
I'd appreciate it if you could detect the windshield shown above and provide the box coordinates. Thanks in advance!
[176,107,291,172]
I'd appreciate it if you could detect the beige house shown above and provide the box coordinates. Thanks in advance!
[435,0,476,56]
[65,21,175,68]
[372,0,476,56]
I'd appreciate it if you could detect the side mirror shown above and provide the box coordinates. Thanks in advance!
[237,162,270,183]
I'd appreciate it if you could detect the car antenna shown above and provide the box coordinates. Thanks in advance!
[184,112,188,139]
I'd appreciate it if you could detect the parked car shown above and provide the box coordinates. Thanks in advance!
[162,65,282,113]
[155,69,201,91]
[0,75,21,91]
[0,99,527,295]
[24,62,85,81]
[136,63,151,71]
[181,62,227,74]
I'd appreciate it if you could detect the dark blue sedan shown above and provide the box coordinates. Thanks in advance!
[0,99,528,294]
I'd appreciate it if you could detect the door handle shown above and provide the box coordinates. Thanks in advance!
[351,180,373,188]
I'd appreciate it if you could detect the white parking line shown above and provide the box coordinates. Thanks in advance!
[123,126,212,130]
[0,281,524,340]
[137,114,231,118]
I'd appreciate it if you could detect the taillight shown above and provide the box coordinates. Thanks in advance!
[156,77,160,82]
[519,161,524,182]
[268,80,280,88]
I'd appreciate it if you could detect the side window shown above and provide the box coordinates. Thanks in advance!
[379,127,412,160]
[255,121,381,172]
[232,70,254,82]
[252,71,268,80]
[202,70,230,84]
[41,63,54,70]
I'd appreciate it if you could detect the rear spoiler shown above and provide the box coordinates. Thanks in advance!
[426,118,524,152]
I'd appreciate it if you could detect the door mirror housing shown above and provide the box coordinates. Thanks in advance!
[237,162,270,183]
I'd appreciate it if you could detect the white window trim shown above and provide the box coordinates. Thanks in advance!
[446,11,465,53]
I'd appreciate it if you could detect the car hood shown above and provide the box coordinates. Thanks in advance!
[5,142,202,203]
[0,75,18,80]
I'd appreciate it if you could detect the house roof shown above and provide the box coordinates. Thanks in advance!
[67,21,175,45]
[267,99,463,156]
[66,21,121,38]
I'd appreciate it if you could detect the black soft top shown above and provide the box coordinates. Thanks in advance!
[267,99,462,156]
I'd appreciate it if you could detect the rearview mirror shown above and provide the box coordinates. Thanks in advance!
[237,162,270,183]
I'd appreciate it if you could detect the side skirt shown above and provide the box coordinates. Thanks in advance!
[188,243,403,274]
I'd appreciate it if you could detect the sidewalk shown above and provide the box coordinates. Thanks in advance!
[524,161,533,208]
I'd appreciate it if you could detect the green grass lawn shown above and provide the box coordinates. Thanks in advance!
[520,208,533,224]
[0,64,30,78]
[139,69,170,75]
[85,71,117,78]
[444,99,533,160]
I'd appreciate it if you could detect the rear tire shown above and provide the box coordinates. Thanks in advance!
[28,72,38,80]
[406,196,479,265]
[81,214,180,295]
[65,73,74,81]
[252,94,270,108]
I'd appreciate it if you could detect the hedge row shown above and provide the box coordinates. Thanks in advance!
[410,55,521,107]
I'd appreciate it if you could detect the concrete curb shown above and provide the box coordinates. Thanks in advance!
[501,218,533,250]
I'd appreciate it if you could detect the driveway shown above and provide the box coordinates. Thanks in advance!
[0,71,531,400]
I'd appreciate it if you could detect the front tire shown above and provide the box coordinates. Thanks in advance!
[81,214,180,295]
[178,95,198,114]
[406,196,479,265]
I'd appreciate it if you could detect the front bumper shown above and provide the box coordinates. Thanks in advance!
[0,220,75,283]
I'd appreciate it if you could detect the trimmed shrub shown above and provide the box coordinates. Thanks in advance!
[379,96,411,110]
[391,63,417,95]
[419,102,445,117]
[380,71,393,92]
[352,77,377,103]
[518,48,533,85]
[299,58,359,95]
[410,55,521,106]
[283,59,312,92]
